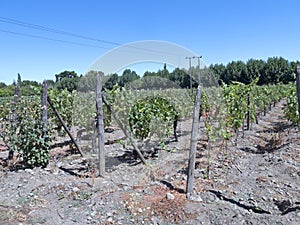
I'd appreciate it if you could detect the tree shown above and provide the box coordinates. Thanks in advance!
[54,70,79,92]
[55,77,80,92]
[0,84,14,97]
[199,67,219,87]
[17,73,22,84]
[246,59,265,84]
[119,69,140,87]
[263,57,289,84]
[0,82,7,89]
[157,63,169,78]
[19,80,41,96]
[104,73,119,90]
[223,61,248,84]
[143,71,157,77]
[169,68,190,88]
[283,60,299,84]
[209,63,226,84]
[55,70,77,82]
[77,70,98,92]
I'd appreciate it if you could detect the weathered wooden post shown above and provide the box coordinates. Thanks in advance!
[186,84,201,199]
[8,84,20,160]
[96,73,105,177]
[47,96,84,157]
[296,64,300,128]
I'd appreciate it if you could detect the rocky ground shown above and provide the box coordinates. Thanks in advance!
[0,100,299,225]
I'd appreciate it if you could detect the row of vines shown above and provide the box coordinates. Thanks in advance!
[215,81,298,144]
[0,82,298,168]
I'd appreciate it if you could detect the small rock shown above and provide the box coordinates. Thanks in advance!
[164,175,170,180]
[145,186,156,194]
[187,194,203,202]
[56,161,63,168]
[72,187,80,192]
[291,173,296,177]
[53,171,59,175]
[166,192,175,200]
[137,208,143,213]
[123,185,130,191]
[25,169,34,175]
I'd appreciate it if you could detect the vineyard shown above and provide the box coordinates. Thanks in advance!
[0,81,298,168]
[0,81,299,224]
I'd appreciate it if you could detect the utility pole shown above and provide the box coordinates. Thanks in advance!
[186,56,202,88]
[193,56,202,84]
[186,57,193,89]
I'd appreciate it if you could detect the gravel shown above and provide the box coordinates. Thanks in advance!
[0,101,299,224]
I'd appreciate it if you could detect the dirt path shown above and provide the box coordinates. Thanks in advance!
[198,101,300,225]
[0,100,299,224]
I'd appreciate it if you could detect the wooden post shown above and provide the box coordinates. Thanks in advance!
[297,64,300,128]
[41,81,48,126]
[102,96,147,165]
[186,84,201,198]
[96,73,106,177]
[47,96,84,157]
[8,84,20,160]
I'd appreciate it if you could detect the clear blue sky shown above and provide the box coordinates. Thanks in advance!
[0,0,299,84]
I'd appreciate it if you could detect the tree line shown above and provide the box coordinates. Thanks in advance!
[210,56,299,85]
[0,56,299,97]
[51,56,300,92]
[0,73,40,97]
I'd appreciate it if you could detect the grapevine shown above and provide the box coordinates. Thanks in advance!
[284,83,298,125]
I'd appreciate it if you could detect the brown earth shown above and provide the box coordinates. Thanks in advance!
[0,100,299,225]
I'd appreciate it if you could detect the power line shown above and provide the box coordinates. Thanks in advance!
[0,16,120,46]
[0,16,183,57]
[0,29,111,49]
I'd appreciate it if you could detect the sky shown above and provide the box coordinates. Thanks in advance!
[0,0,299,84]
